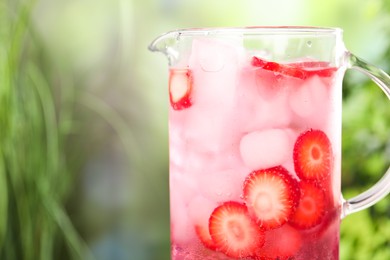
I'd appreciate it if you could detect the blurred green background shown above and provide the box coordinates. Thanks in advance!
[0,0,390,259]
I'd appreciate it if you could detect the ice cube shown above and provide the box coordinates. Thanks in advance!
[235,69,292,132]
[177,38,244,152]
[189,38,243,108]
[170,191,195,244]
[188,144,243,172]
[195,40,225,72]
[239,128,293,170]
[170,173,198,244]
[190,38,243,72]
[187,196,217,226]
[289,76,330,128]
[238,92,292,134]
[170,171,198,205]
[182,105,236,152]
[169,122,187,169]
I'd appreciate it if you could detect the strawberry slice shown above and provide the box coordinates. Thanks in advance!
[306,206,340,240]
[243,166,300,230]
[289,181,326,229]
[169,68,193,110]
[251,56,337,79]
[293,129,333,181]
[194,224,216,251]
[252,56,306,79]
[208,201,265,258]
[291,61,338,77]
[255,224,302,260]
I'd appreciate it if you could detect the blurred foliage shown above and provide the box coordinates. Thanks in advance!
[0,0,94,259]
[0,0,389,260]
[340,2,390,259]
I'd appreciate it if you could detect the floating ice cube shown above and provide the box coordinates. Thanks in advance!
[190,38,243,72]
[239,128,293,170]
[240,92,292,133]
[183,105,237,152]
[170,192,195,244]
[233,68,294,133]
[188,145,243,173]
[177,38,244,152]
[195,40,225,72]
[189,38,243,108]
[198,168,244,203]
[289,76,329,128]
[170,171,198,205]
[169,123,187,169]
[290,85,313,117]
[169,175,198,245]
[187,196,217,226]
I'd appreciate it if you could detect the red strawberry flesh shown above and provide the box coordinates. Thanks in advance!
[243,166,300,230]
[290,181,326,229]
[208,201,265,258]
[194,224,217,251]
[293,129,333,181]
[255,224,302,259]
[251,56,337,79]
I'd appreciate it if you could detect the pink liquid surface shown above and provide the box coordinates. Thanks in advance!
[168,38,342,260]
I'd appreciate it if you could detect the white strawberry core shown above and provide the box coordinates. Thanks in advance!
[249,178,288,221]
[228,220,244,240]
[255,193,273,212]
[170,71,190,102]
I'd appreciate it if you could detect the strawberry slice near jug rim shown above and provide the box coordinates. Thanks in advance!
[169,68,193,110]
[251,56,337,79]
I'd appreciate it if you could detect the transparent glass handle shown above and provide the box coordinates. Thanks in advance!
[341,52,390,218]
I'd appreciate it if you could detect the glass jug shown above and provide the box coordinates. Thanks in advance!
[149,27,390,260]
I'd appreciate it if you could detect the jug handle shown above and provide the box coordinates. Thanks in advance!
[341,52,390,218]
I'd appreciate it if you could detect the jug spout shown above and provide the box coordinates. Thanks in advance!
[149,31,181,65]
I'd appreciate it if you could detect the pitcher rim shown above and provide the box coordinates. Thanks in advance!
[149,26,343,52]
[160,26,342,36]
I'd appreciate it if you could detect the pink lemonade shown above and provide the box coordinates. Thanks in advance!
[169,38,342,260]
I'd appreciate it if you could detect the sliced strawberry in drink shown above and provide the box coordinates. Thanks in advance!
[252,56,307,79]
[243,166,300,230]
[304,67,337,78]
[194,224,217,251]
[308,206,340,240]
[208,201,265,258]
[291,61,338,77]
[293,61,331,68]
[255,224,302,260]
[169,68,193,110]
[293,129,333,181]
[289,181,326,229]
[251,56,337,79]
